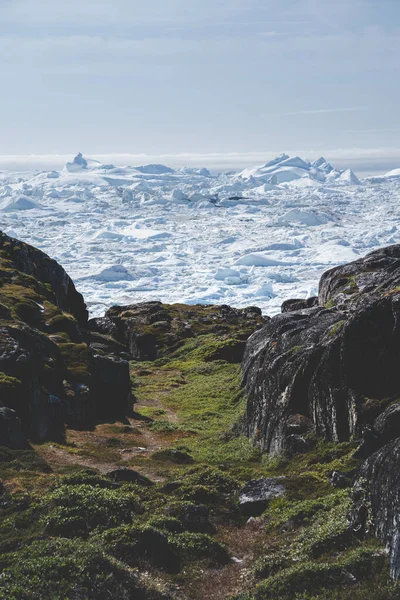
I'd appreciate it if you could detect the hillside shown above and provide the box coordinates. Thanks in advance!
[0,233,400,599]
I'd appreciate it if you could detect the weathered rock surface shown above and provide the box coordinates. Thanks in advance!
[281,297,318,313]
[243,245,400,454]
[0,231,133,446]
[242,244,400,580]
[0,407,26,449]
[239,477,286,516]
[0,231,88,325]
[352,438,400,580]
[88,302,265,361]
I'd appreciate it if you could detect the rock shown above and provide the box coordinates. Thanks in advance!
[0,231,88,325]
[374,402,400,446]
[89,354,133,422]
[88,301,265,361]
[106,468,153,486]
[239,477,286,516]
[353,401,400,459]
[0,407,26,449]
[284,434,310,456]
[351,437,400,579]
[281,297,318,313]
[242,245,400,455]
[0,231,134,446]
[329,470,349,489]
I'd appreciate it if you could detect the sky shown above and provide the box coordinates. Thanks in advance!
[0,0,399,169]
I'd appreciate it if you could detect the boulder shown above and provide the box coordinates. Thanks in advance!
[352,437,400,580]
[239,477,286,516]
[89,354,132,422]
[242,245,400,454]
[0,231,88,325]
[281,297,318,313]
[88,302,265,361]
[0,407,26,449]
[106,468,153,486]
[0,231,134,445]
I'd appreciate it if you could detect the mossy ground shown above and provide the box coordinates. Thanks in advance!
[0,325,397,599]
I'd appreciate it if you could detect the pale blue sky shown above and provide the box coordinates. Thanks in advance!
[0,0,399,160]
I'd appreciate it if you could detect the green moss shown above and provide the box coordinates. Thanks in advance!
[292,494,354,558]
[0,447,51,476]
[148,419,184,433]
[132,335,262,473]
[263,489,349,532]
[169,531,230,564]
[41,484,142,536]
[58,342,91,382]
[146,515,184,533]
[0,538,163,600]
[289,345,304,354]
[250,547,386,599]
[93,524,180,572]
[324,299,336,309]
[60,469,117,488]
[0,372,22,402]
[328,320,346,337]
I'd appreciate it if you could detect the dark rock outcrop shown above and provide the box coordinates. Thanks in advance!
[0,407,26,449]
[242,244,400,581]
[0,232,133,446]
[281,297,318,313]
[243,245,400,455]
[0,231,88,325]
[352,438,400,580]
[88,301,266,361]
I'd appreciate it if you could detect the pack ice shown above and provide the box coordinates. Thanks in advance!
[0,152,399,317]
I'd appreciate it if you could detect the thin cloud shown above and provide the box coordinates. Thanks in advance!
[342,127,400,133]
[262,107,368,117]
[258,31,290,37]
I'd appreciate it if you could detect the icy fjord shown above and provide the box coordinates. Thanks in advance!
[0,152,399,317]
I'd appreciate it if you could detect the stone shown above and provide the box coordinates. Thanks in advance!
[0,407,26,449]
[281,297,318,313]
[88,301,265,361]
[106,468,153,486]
[242,245,400,455]
[351,437,400,580]
[239,477,286,516]
[329,470,349,489]
[0,231,134,446]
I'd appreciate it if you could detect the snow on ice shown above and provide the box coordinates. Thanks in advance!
[0,152,399,317]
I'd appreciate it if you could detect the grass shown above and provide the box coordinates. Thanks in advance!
[132,337,263,476]
[0,298,394,599]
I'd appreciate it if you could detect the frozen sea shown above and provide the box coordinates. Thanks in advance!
[1,152,400,317]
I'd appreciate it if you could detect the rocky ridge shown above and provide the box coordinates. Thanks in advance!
[243,244,400,583]
[0,231,132,446]
[2,232,400,596]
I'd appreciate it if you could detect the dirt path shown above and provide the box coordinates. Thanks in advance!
[34,369,258,599]
[35,375,181,480]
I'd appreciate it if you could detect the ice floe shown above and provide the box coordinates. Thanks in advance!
[0,151,399,317]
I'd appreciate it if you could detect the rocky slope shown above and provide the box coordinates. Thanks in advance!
[2,233,400,598]
[0,231,132,446]
[243,244,400,584]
